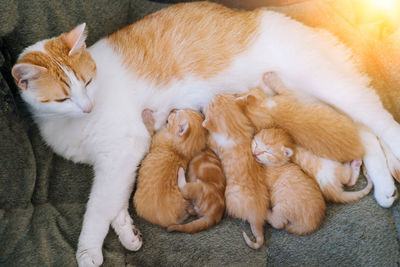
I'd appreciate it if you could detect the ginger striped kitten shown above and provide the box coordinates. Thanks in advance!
[134,109,207,227]
[235,73,365,162]
[167,148,226,233]
[203,94,268,249]
[293,146,372,203]
[252,128,326,235]
[12,2,400,265]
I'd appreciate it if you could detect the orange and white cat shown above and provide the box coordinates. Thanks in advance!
[252,128,326,235]
[134,109,206,227]
[11,2,400,265]
[167,148,226,233]
[235,84,364,163]
[293,147,372,203]
[252,127,372,203]
[203,94,268,249]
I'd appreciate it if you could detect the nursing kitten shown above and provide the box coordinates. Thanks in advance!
[167,148,226,233]
[293,146,372,203]
[203,94,268,249]
[12,2,400,265]
[134,109,207,227]
[235,80,364,162]
[252,128,326,235]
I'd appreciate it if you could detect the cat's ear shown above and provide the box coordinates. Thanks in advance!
[246,95,257,105]
[12,63,47,89]
[202,118,215,131]
[177,120,189,136]
[63,23,87,56]
[281,146,293,158]
[234,95,248,108]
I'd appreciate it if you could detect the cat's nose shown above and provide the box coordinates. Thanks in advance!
[82,104,93,113]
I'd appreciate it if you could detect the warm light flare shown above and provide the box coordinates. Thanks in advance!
[368,0,399,12]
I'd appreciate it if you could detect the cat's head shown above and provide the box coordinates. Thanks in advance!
[167,109,207,156]
[11,23,97,117]
[203,94,253,140]
[252,128,293,166]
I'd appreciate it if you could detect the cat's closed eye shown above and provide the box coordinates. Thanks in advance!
[55,98,71,102]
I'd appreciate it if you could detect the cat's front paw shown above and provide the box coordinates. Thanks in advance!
[111,209,143,251]
[76,247,103,267]
[374,185,398,208]
[118,224,143,251]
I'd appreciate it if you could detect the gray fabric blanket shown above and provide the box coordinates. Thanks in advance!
[0,0,399,266]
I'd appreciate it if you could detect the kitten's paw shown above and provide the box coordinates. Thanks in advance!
[76,247,103,267]
[111,209,143,251]
[177,167,187,189]
[347,159,362,186]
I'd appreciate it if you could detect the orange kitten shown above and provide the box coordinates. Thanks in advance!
[134,109,207,227]
[252,128,326,235]
[235,73,365,162]
[203,94,268,249]
[293,146,372,203]
[167,148,226,233]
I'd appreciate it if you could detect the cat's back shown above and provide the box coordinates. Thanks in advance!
[107,2,261,86]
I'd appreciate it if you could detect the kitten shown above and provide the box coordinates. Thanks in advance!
[11,2,400,264]
[293,146,372,203]
[203,94,268,249]
[252,128,326,235]
[167,148,226,233]
[134,109,207,227]
[235,74,365,163]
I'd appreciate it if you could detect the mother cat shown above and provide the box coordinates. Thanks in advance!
[11,2,400,266]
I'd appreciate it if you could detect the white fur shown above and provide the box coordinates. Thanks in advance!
[212,133,236,148]
[264,99,277,109]
[316,159,337,188]
[19,9,400,267]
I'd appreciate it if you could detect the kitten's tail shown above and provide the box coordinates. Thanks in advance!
[167,216,214,233]
[242,221,264,249]
[323,171,372,203]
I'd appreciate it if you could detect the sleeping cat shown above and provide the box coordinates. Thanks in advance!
[203,94,269,249]
[235,84,364,162]
[167,148,226,233]
[253,128,372,204]
[11,2,400,265]
[251,128,326,235]
[134,109,207,227]
[293,146,373,203]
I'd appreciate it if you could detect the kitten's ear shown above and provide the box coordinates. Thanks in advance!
[234,95,248,108]
[246,95,257,105]
[281,146,293,158]
[202,118,215,131]
[12,63,47,89]
[63,23,87,56]
[177,120,189,136]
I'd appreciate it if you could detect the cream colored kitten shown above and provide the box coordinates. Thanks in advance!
[167,148,226,233]
[203,94,268,249]
[134,109,207,227]
[252,128,326,235]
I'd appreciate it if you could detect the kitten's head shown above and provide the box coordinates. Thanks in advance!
[252,128,294,166]
[203,94,253,141]
[167,109,207,157]
[11,23,97,117]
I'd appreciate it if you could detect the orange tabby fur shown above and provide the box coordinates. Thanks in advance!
[167,148,226,233]
[134,109,207,227]
[203,94,268,249]
[252,128,326,235]
[293,146,372,203]
[235,73,365,162]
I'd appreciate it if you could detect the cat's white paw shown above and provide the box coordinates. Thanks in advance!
[111,209,143,251]
[374,185,398,208]
[76,247,103,267]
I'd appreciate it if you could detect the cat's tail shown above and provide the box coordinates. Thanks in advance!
[242,220,264,249]
[323,170,373,204]
[167,216,214,233]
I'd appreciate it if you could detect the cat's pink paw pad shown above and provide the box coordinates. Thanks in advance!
[262,72,280,88]
[76,247,103,267]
